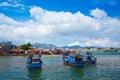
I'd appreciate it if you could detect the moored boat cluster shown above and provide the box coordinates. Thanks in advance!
[26,48,97,68]
[62,51,97,67]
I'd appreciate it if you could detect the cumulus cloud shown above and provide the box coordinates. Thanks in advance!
[84,38,119,47]
[90,8,107,19]
[0,13,21,25]
[68,38,119,48]
[0,6,120,47]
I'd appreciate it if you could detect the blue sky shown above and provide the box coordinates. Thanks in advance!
[0,0,120,47]
[0,0,120,21]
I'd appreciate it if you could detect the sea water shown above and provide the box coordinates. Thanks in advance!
[0,52,120,80]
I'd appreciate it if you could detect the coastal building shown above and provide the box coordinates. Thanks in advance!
[12,46,24,55]
[0,43,7,55]
[2,41,13,49]
[0,41,13,54]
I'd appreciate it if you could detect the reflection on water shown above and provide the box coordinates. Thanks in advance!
[69,67,84,80]
[27,68,43,80]
[0,52,120,80]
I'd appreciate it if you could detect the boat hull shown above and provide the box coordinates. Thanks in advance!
[62,57,96,67]
[27,57,43,68]
[66,62,84,67]
[82,60,96,64]
[27,62,42,68]
[62,57,84,67]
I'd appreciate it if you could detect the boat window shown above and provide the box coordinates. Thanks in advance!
[32,59,39,62]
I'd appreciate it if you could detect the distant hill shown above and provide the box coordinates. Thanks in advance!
[32,43,57,49]
[32,43,98,49]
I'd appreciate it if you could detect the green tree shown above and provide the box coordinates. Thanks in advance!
[21,43,31,50]
[28,43,31,47]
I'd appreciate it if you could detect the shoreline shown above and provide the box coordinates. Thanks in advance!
[0,52,120,56]
[0,54,62,56]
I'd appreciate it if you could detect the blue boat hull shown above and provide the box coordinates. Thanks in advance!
[67,62,84,67]
[27,57,43,68]
[62,57,84,67]
[27,62,42,68]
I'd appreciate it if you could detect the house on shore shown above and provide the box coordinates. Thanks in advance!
[0,41,14,55]
[0,43,7,55]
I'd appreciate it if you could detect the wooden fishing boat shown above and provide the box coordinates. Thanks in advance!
[62,51,97,67]
[27,49,43,68]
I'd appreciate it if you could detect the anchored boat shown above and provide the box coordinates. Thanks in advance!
[27,49,43,68]
[62,51,97,67]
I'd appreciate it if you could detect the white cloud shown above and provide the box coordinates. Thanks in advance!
[0,13,21,25]
[30,6,46,21]
[0,6,120,47]
[0,1,24,9]
[68,41,83,46]
[90,8,107,19]
[0,2,11,6]
[84,38,119,47]
[68,38,119,48]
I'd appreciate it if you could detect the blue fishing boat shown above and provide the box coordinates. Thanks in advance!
[27,49,43,68]
[62,51,97,67]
